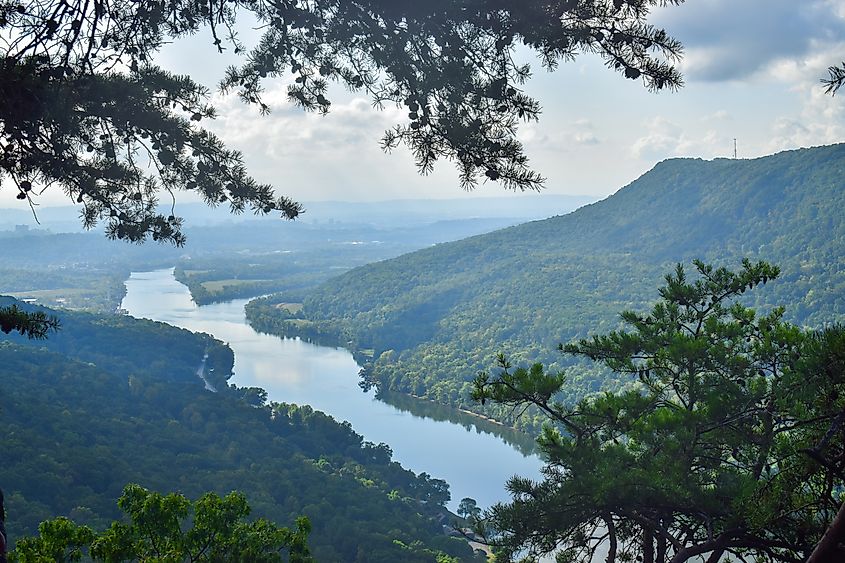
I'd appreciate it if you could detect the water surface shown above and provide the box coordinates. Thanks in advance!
[122,268,542,510]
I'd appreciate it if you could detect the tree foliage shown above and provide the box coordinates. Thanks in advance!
[457,498,482,521]
[0,304,58,339]
[10,484,313,562]
[249,144,845,433]
[0,301,475,561]
[0,0,687,339]
[472,260,845,562]
[1,0,684,245]
[822,61,845,96]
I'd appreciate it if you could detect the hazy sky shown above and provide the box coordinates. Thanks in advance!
[5,0,845,209]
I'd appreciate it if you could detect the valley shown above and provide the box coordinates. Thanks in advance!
[251,145,845,434]
[121,268,542,513]
[2,147,843,562]
[2,3,844,559]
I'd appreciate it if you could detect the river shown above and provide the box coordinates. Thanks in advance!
[121,268,542,512]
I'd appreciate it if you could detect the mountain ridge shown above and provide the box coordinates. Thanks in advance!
[246,143,845,433]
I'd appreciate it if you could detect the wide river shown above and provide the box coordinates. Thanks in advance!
[121,269,542,511]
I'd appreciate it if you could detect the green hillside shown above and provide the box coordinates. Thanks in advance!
[246,144,845,433]
[0,298,480,562]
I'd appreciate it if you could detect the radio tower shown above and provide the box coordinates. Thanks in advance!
[733,138,738,159]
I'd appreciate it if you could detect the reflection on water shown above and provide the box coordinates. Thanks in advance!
[377,390,537,456]
[122,268,542,511]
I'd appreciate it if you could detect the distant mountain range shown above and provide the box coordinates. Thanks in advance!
[0,194,596,232]
[250,144,845,432]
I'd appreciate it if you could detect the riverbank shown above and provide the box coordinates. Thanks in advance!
[122,268,543,513]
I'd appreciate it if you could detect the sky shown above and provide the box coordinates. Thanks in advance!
[4,0,845,209]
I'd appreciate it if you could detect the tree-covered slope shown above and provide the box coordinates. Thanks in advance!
[0,300,480,562]
[247,144,845,432]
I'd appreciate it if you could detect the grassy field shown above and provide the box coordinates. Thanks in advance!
[200,279,271,292]
[274,302,303,314]
[8,286,122,312]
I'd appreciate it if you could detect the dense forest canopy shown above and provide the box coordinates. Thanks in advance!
[11,485,314,562]
[2,2,844,561]
[0,298,480,561]
[472,260,845,563]
[246,144,845,433]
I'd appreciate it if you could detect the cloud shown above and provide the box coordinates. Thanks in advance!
[702,110,730,122]
[573,131,600,145]
[653,0,845,82]
[766,87,845,151]
[207,86,402,161]
[631,117,732,162]
[755,37,845,153]
[193,85,476,201]
[518,118,601,150]
[630,117,683,161]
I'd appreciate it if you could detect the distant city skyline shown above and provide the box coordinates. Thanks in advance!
[2,0,843,210]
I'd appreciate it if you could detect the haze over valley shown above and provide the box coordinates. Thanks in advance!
[2,2,844,561]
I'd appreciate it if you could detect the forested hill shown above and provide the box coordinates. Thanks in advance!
[0,298,480,562]
[247,144,845,432]
[412,142,844,261]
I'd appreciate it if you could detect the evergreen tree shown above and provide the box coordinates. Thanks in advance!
[1,0,684,244]
[0,305,58,339]
[457,498,481,521]
[473,260,845,562]
[10,484,313,562]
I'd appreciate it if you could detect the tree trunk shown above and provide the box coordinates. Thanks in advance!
[807,500,845,563]
[604,513,617,563]
[642,524,654,563]
[656,519,667,563]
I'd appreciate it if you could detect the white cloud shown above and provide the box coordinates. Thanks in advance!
[631,117,733,162]
[630,117,681,161]
[703,110,731,122]
[766,88,845,151]
[193,85,478,201]
[518,118,601,151]
[207,87,402,160]
[763,38,845,89]
[573,131,600,145]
